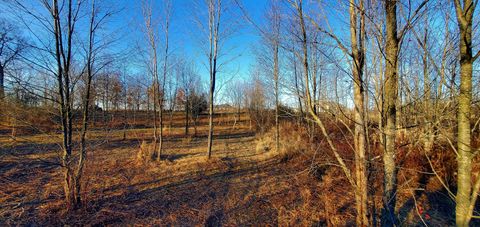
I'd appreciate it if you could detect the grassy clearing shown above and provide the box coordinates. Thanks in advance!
[0,112,461,225]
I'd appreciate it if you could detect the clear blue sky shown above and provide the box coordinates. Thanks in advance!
[109,0,270,88]
[1,0,348,104]
[101,0,348,104]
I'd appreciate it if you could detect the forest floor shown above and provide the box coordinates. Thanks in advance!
[0,111,462,226]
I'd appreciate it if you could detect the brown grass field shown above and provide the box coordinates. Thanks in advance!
[0,110,464,225]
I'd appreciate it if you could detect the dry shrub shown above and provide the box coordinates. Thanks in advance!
[136,141,153,164]
[193,157,238,174]
[181,136,193,144]
[255,132,274,153]
[255,122,310,162]
[428,146,457,186]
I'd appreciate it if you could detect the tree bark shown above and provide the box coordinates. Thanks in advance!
[272,5,280,153]
[52,0,76,210]
[158,8,169,161]
[207,0,221,159]
[0,64,4,100]
[382,0,399,225]
[349,0,368,225]
[74,0,97,205]
[453,1,477,226]
[185,97,189,135]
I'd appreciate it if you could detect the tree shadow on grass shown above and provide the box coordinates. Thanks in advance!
[81,160,279,226]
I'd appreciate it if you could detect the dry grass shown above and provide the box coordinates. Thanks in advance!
[0,112,471,226]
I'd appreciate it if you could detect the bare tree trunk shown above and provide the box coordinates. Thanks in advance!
[0,64,4,100]
[207,0,221,159]
[52,0,76,210]
[453,1,479,226]
[142,1,159,158]
[382,0,399,225]
[271,2,280,153]
[158,99,164,160]
[74,0,97,206]
[292,44,303,123]
[274,44,279,152]
[185,97,189,135]
[152,65,159,156]
[158,2,170,161]
[349,0,368,225]
[420,28,434,154]
[293,0,357,203]
[207,72,215,158]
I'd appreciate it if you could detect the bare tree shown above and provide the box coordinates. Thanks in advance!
[289,0,357,208]
[0,20,25,100]
[348,1,368,225]
[158,0,172,161]
[141,0,160,158]
[381,1,429,224]
[304,0,369,224]
[50,0,81,209]
[76,0,111,206]
[382,1,399,225]
[227,80,244,128]
[206,0,222,159]
[177,58,199,135]
[7,0,118,210]
[453,0,480,225]
[268,0,281,153]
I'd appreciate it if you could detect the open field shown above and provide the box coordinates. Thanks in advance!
[3,0,480,225]
[0,110,466,226]
[0,112,307,225]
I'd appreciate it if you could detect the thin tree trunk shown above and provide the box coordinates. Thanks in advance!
[207,0,221,159]
[273,32,280,153]
[52,0,76,210]
[294,0,357,199]
[143,2,159,158]
[421,29,434,154]
[0,64,4,100]
[292,45,303,122]
[349,0,368,225]
[158,4,170,161]
[207,74,215,158]
[185,98,189,135]
[74,0,96,206]
[382,0,399,225]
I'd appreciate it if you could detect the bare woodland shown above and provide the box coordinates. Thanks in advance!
[0,0,480,226]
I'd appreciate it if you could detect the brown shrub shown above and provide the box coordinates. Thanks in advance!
[136,141,153,164]
[255,122,311,162]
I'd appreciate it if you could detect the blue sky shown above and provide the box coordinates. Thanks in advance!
[108,0,270,87]
[0,0,350,105]
[94,0,348,105]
